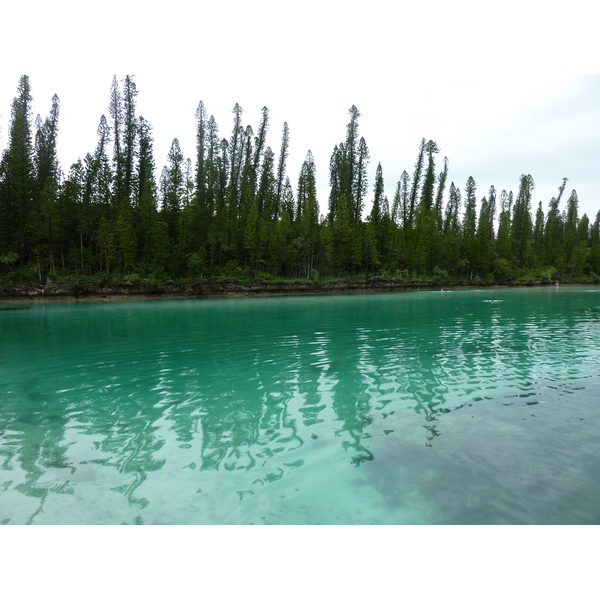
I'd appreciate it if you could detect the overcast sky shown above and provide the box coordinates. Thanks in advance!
[1,0,597,568]
[1,1,599,220]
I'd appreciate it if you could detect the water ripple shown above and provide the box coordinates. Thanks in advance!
[2,288,600,523]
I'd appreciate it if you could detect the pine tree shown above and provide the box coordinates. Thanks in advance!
[204,114,220,219]
[213,138,230,261]
[78,116,113,270]
[588,211,600,273]
[564,189,579,261]
[122,75,138,203]
[496,190,513,264]
[434,156,449,233]
[363,218,380,272]
[30,174,62,277]
[162,138,185,245]
[178,158,196,255]
[574,213,590,273]
[420,140,439,211]
[273,208,295,275]
[244,196,260,268]
[253,106,269,172]
[238,124,257,248]
[370,162,389,259]
[61,160,86,271]
[476,197,492,273]
[577,213,590,244]
[443,182,462,236]
[297,151,318,222]
[408,138,426,226]
[34,93,60,195]
[353,137,369,224]
[533,201,545,262]
[228,102,244,200]
[544,179,567,266]
[137,116,155,207]
[570,204,589,274]
[136,116,163,265]
[195,100,208,206]
[344,105,360,199]
[398,170,411,227]
[411,141,441,273]
[388,180,403,269]
[89,115,113,214]
[413,203,436,273]
[370,162,384,229]
[332,193,353,274]
[257,147,277,220]
[98,216,117,274]
[462,176,478,275]
[116,196,137,272]
[109,76,124,203]
[223,103,244,248]
[487,185,497,241]
[441,182,462,272]
[0,76,35,260]
[590,210,600,247]
[275,122,289,208]
[511,174,534,266]
[281,177,295,222]
[328,144,343,223]
[328,106,367,226]
[31,93,61,274]
[378,194,392,269]
[297,151,319,277]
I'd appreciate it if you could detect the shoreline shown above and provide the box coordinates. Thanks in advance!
[0,277,589,302]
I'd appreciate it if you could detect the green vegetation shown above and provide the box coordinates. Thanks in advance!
[1,75,599,289]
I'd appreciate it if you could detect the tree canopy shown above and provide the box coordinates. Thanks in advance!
[1,75,597,286]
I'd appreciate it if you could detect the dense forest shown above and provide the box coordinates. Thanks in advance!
[1,75,599,288]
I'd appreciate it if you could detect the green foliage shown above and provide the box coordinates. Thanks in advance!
[187,250,207,276]
[0,76,596,289]
[0,252,19,267]
[221,260,244,278]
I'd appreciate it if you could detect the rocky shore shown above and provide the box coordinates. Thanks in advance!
[0,276,580,301]
[0,278,435,300]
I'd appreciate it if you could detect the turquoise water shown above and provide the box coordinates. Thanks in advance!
[1,286,600,524]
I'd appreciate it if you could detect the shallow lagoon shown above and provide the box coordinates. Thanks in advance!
[1,286,600,524]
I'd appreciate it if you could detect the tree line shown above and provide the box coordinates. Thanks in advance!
[1,75,599,285]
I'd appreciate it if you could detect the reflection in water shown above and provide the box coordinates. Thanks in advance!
[2,288,600,524]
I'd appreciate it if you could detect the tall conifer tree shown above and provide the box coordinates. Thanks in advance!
[34,93,60,193]
[353,137,369,224]
[408,138,426,226]
[511,174,534,265]
[276,122,289,208]
[420,140,439,211]
[109,76,124,203]
[195,100,208,204]
[462,176,478,273]
[0,75,35,259]
[434,156,449,232]
[122,75,138,203]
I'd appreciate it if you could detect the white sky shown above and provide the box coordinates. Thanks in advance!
[1,1,599,221]
[2,0,598,573]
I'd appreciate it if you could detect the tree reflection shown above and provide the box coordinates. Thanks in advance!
[2,291,578,523]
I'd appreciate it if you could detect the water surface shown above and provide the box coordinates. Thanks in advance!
[1,286,600,524]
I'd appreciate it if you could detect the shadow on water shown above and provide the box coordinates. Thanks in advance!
[361,382,600,524]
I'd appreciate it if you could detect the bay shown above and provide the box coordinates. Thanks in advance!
[1,285,600,524]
